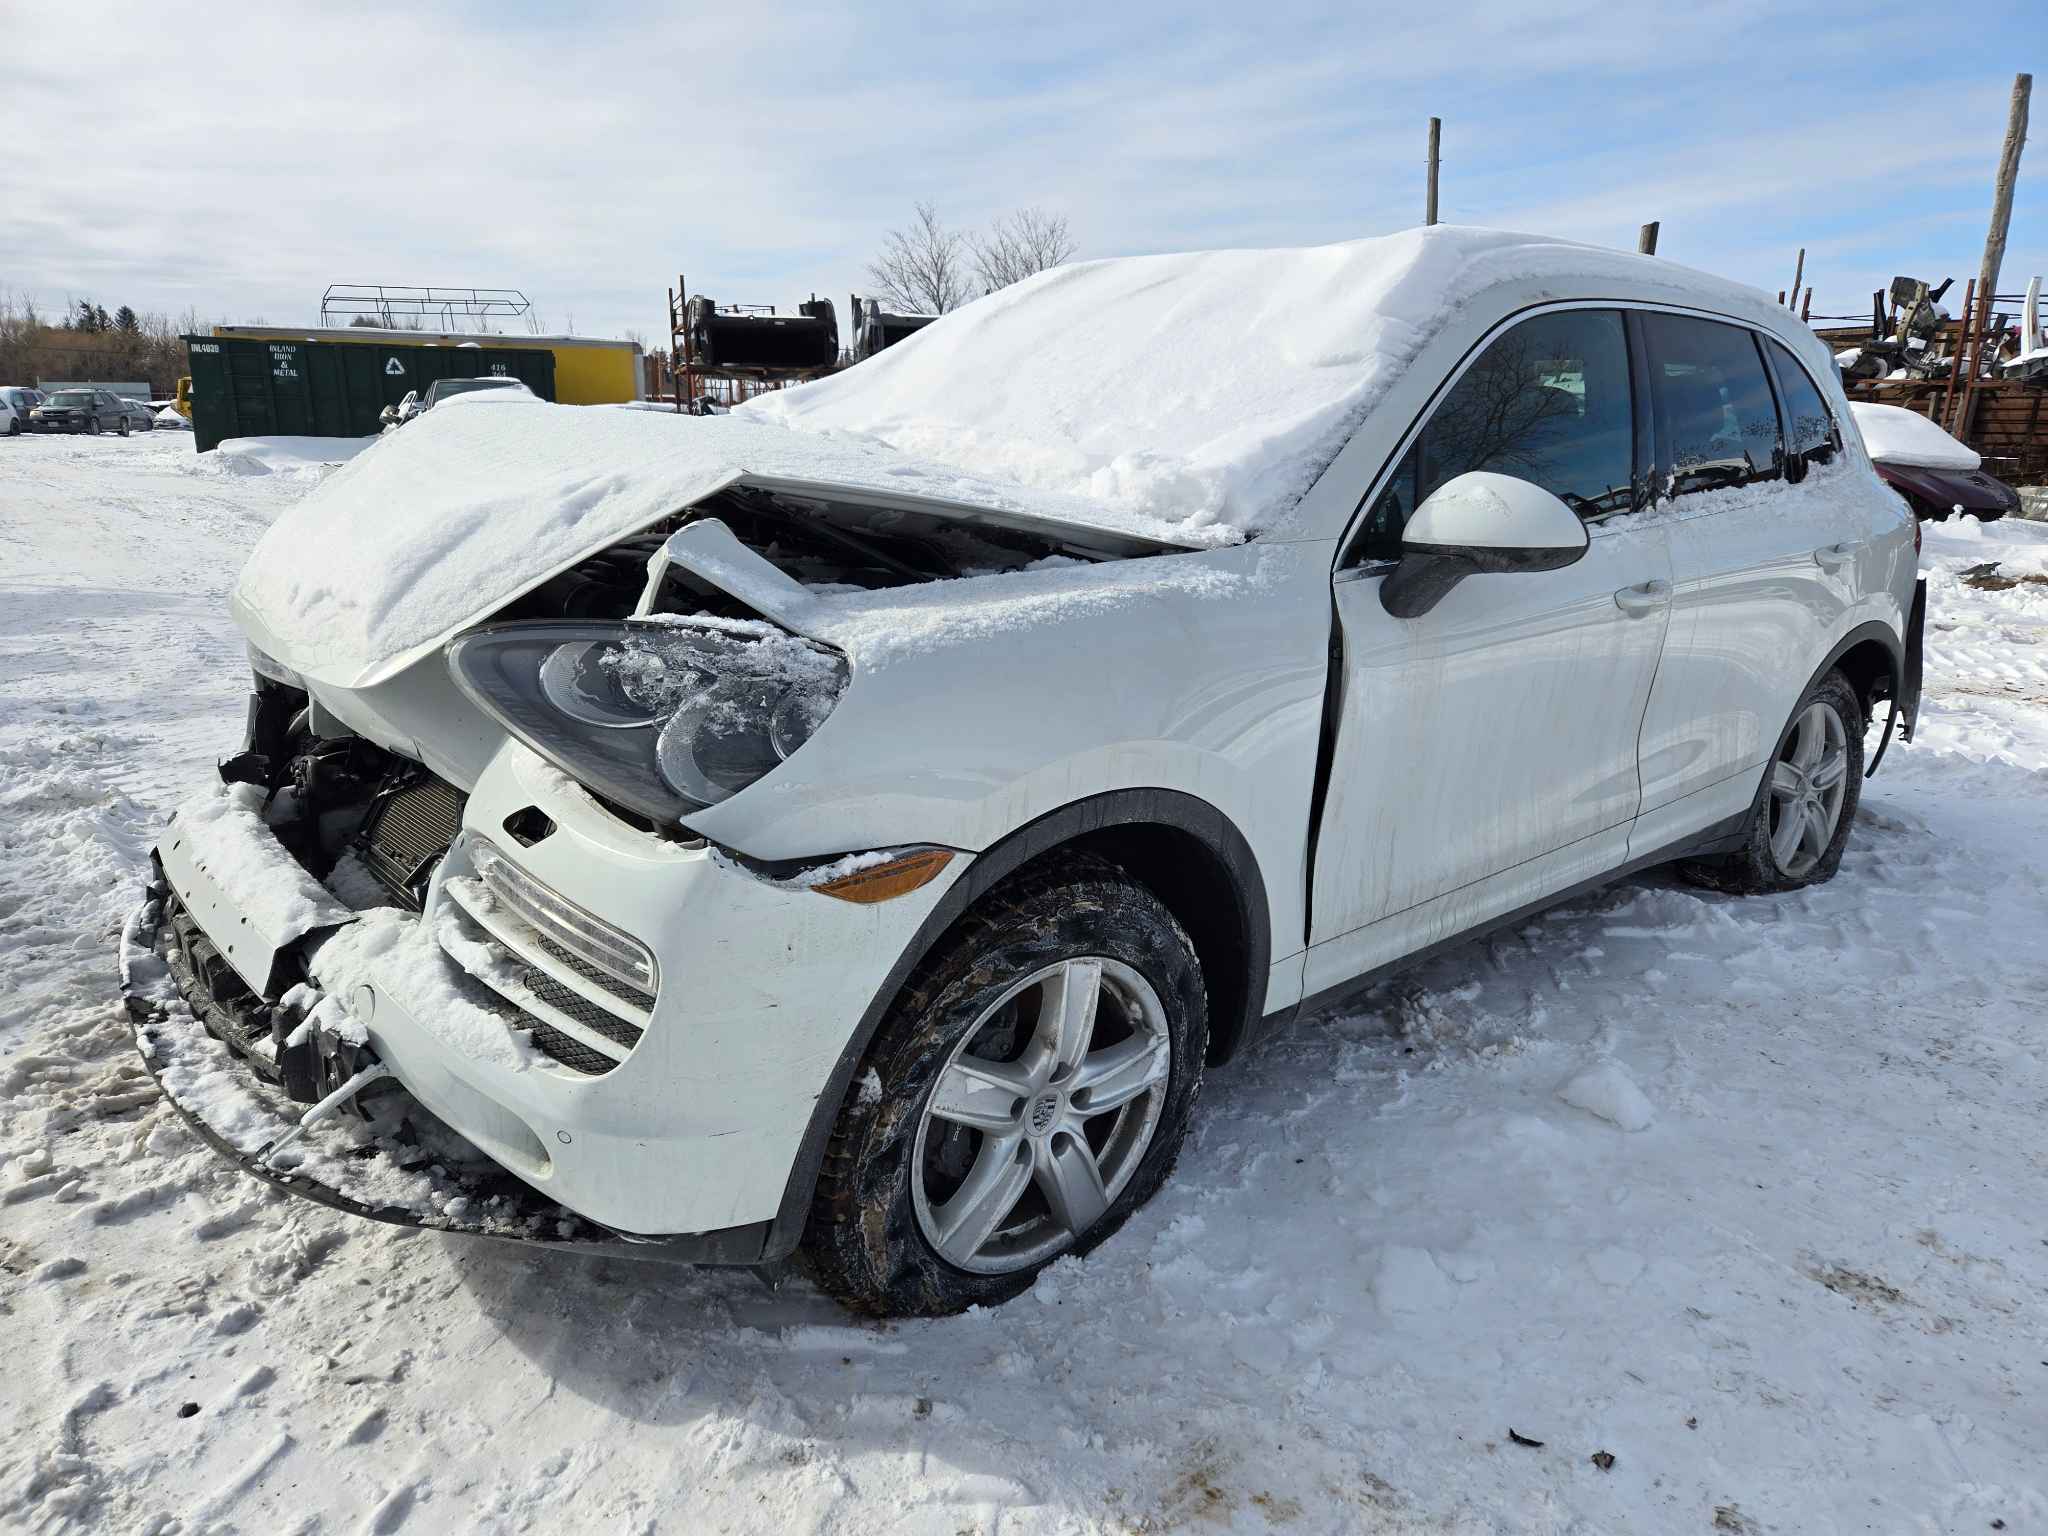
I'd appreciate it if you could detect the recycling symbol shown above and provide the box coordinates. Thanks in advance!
[384,357,405,376]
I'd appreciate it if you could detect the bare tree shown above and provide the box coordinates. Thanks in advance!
[972,207,1075,292]
[866,202,973,315]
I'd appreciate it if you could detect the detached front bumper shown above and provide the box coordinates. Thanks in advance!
[120,887,666,1258]
[128,741,965,1261]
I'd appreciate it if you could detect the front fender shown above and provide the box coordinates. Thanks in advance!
[681,540,1337,957]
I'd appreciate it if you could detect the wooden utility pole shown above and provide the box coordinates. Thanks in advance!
[1788,248,1805,310]
[1637,221,1659,255]
[1978,73,2031,309]
[1425,117,1441,226]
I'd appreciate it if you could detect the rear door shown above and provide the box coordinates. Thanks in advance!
[1631,314,1850,845]
[1307,307,1675,985]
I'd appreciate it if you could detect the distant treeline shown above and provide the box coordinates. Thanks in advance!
[0,293,207,395]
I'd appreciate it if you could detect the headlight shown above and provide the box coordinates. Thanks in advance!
[447,619,849,822]
[247,641,304,689]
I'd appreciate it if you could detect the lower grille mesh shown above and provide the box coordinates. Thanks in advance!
[533,930,655,1015]
[522,1021,616,1075]
[520,968,645,1051]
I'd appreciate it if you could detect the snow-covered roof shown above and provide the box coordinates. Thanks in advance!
[745,224,1790,537]
[1849,401,1981,471]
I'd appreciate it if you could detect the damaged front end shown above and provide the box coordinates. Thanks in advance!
[119,678,679,1253]
[124,476,1126,1258]
[121,880,638,1254]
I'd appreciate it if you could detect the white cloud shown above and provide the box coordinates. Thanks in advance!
[2,1,2037,341]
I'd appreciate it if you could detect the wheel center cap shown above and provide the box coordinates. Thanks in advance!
[1028,1091,1062,1136]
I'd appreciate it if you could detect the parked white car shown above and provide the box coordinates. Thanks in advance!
[127,228,1923,1315]
[1,385,43,432]
[0,397,17,437]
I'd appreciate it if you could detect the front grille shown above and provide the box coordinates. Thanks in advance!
[435,881,648,1077]
[361,775,466,906]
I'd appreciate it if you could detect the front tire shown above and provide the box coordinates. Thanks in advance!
[1682,668,1863,894]
[84,416,100,436]
[801,856,1207,1316]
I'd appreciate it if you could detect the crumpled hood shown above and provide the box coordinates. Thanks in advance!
[231,403,1213,689]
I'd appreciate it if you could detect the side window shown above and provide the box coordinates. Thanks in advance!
[1353,309,1635,562]
[1642,313,1784,495]
[1764,338,1839,478]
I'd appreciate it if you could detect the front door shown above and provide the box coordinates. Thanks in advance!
[1306,307,1674,990]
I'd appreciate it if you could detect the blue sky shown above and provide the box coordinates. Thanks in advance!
[3,1,2039,345]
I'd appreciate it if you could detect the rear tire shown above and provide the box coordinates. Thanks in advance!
[1681,669,1863,894]
[801,855,1207,1317]
[117,415,130,437]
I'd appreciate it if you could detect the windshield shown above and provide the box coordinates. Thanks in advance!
[49,391,95,407]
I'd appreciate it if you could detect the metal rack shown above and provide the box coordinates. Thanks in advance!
[319,284,537,333]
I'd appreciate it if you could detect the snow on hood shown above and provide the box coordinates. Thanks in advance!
[1849,401,1982,471]
[231,404,1203,687]
[743,224,1780,536]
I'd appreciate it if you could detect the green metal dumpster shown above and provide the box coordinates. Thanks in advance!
[184,335,556,452]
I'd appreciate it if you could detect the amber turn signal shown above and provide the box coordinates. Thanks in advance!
[811,848,955,904]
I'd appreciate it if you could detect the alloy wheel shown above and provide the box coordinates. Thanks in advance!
[911,956,1172,1275]
[1768,699,1849,878]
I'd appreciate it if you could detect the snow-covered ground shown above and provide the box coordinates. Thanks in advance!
[4,431,2047,1534]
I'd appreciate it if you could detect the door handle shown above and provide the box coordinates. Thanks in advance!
[1613,579,1671,616]
[1813,542,1855,569]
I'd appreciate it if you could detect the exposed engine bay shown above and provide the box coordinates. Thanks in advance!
[503,483,1123,626]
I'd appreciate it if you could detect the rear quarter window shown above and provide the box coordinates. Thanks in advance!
[1764,339,1839,477]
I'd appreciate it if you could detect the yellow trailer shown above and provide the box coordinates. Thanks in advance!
[208,326,644,405]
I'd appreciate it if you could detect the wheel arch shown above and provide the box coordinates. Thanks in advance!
[762,788,1270,1262]
[1822,620,1904,725]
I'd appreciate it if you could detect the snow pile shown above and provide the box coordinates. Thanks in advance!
[194,434,377,479]
[746,225,1786,534]
[1556,1059,1657,1131]
[152,407,191,430]
[1849,402,1980,470]
[311,908,538,1073]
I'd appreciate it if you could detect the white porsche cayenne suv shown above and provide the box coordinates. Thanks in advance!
[127,228,1923,1316]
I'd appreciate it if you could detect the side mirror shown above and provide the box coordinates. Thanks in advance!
[1379,471,1590,618]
